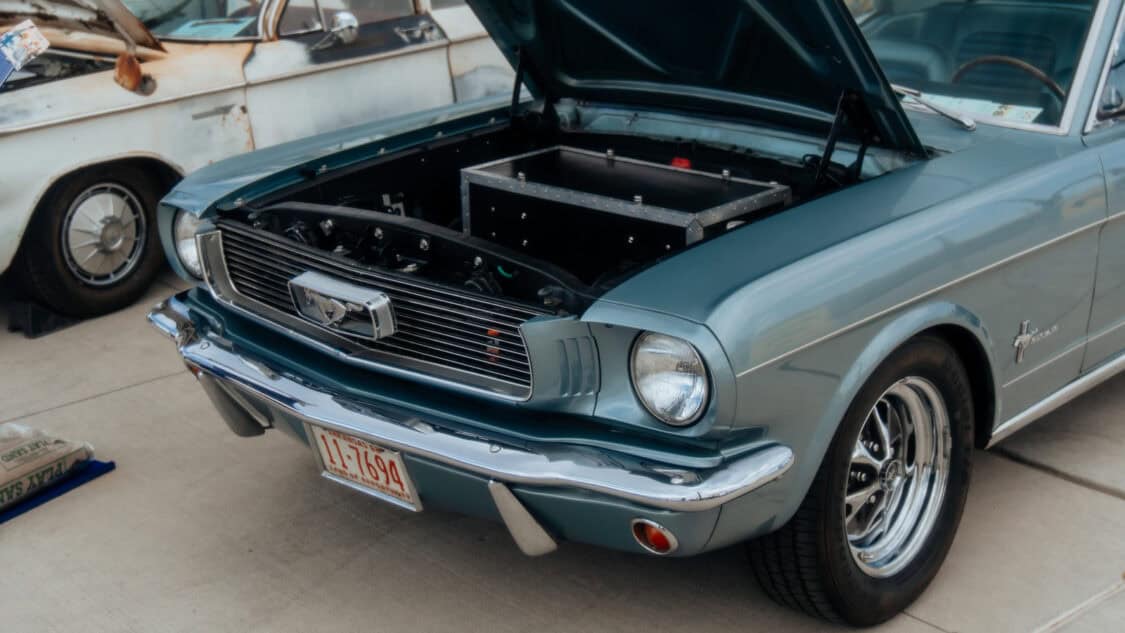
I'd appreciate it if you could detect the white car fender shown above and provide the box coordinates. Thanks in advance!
[0,41,256,273]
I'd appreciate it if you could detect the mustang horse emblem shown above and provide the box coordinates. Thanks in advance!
[306,293,350,327]
[1013,320,1058,364]
[288,271,397,341]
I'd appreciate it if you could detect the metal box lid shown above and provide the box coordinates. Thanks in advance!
[460,146,791,242]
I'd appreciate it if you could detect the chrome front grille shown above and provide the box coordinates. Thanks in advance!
[211,220,544,398]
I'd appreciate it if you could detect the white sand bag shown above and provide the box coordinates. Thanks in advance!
[0,423,93,510]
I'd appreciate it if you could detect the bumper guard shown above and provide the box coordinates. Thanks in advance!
[149,295,794,554]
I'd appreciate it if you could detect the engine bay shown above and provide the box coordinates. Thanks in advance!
[244,202,596,314]
[233,120,837,314]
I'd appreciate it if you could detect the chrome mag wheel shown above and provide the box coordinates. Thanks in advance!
[749,337,971,626]
[844,376,951,578]
[61,183,147,287]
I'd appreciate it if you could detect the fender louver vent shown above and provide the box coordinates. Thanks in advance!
[557,336,599,397]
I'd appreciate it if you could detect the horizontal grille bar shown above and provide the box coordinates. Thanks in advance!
[221,228,541,321]
[216,220,542,393]
[222,243,536,333]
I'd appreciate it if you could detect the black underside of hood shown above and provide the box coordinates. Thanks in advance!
[468,0,924,155]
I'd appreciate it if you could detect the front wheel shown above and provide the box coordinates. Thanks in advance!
[748,336,974,626]
[16,165,165,317]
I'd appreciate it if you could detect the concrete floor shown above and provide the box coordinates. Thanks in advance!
[2,274,1123,633]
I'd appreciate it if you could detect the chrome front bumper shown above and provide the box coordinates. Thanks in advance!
[149,295,794,553]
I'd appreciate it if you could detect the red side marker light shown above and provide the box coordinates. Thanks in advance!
[670,157,692,169]
[485,328,502,362]
[644,524,672,551]
[631,519,678,554]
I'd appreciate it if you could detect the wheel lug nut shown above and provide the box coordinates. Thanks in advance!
[868,495,878,504]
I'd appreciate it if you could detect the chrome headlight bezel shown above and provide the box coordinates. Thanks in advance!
[172,209,204,279]
[629,332,711,426]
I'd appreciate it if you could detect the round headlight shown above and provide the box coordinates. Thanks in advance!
[630,332,709,426]
[173,210,203,278]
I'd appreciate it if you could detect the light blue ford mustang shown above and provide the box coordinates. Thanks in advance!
[148,0,1125,625]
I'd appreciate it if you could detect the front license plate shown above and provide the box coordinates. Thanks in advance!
[310,425,421,511]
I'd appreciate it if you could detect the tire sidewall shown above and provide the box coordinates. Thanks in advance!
[820,336,974,625]
[19,165,164,317]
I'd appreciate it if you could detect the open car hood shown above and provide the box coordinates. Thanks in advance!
[0,0,162,50]
[467,0,924,155]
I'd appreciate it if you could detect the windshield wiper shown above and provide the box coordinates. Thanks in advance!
[892,84,976,131]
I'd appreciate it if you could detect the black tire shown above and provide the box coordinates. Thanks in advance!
[747,335,974,626]
[15,165,165,318]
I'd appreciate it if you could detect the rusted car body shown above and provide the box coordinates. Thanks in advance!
[0,0,509,316]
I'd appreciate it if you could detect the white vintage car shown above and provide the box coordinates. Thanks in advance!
[0,0,510,316]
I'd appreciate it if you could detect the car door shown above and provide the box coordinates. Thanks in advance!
[242,0,455,148]
[1083,8,1125,371]
[428,0,513,102]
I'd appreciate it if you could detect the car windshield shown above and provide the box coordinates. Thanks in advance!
[123,0,261,40]
[846,0,1098,128]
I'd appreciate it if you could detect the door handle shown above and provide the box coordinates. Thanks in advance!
[394,22,437,44]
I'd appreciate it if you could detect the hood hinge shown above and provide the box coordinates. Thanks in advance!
[510,46,526,118]
[814,90,874,187]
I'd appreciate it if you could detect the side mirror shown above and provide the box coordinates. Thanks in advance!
[114,52,155,95]
[1096,86,1125,121]
[311,12,358,51]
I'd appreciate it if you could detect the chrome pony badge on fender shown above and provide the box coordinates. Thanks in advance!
[288,271,397,341]
[1013,320,1058,364]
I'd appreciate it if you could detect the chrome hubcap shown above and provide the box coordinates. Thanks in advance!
[62,184,146,286]
[845,376,951,578]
